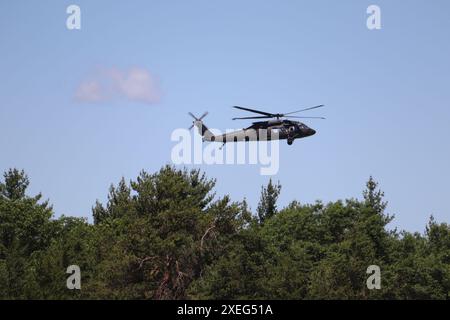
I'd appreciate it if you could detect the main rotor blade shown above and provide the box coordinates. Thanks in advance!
[233,106,274,117]
[232,116,272,120]
[285,116,326,119]
[284,105,325,115]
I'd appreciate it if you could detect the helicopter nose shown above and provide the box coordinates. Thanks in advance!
[308,128,316,136]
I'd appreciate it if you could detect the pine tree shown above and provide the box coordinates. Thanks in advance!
[0,169,29,200]
[257,179,281,224]
[363,176,387,215]
[0,168,55,298]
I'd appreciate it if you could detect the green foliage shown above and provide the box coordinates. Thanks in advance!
[0,169,55,298]
[0,167,448,300]
[257,179,281,224]
[86,166,248,299]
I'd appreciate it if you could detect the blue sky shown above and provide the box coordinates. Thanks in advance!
[1,0,449,231]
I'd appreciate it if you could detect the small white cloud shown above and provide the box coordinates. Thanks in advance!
[75,80,104,102]
[75,67,161,105]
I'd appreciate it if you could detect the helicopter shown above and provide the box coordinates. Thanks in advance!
[188,105,325,146]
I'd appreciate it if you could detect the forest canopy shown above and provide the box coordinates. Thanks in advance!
[0,166,449,299]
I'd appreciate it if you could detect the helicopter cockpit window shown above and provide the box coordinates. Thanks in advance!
[298,124,308,129]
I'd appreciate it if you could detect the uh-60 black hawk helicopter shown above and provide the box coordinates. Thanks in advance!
[189,105,325,146]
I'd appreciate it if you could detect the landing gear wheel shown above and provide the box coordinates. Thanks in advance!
[287,138,294,145]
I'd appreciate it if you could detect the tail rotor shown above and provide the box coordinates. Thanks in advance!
[188,111,208,130]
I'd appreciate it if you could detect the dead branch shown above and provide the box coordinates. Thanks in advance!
[137,256,157,269]
[200,224,216,252]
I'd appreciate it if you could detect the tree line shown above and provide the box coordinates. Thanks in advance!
[0,166,449,299]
